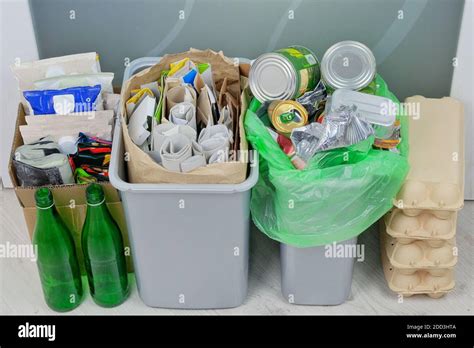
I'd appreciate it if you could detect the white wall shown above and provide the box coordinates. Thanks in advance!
[451,0,474,200]
[0,0,39,188]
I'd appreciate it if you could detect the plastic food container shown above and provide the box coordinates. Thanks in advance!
[280,237,358,305]
[109,57,258,309]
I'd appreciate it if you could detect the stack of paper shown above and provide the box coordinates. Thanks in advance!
[20,110,114,144]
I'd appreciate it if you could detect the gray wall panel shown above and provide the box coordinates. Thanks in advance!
[29,0,464,100]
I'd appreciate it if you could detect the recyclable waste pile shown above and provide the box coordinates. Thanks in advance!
[244,42,409,247]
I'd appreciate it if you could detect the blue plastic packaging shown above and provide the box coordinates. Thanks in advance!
[23,84,102,115]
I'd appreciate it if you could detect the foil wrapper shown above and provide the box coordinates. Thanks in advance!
[296,81,327,121]
[291,104,374,162]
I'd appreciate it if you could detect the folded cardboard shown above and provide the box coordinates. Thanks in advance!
[24,110,114,125]
[8,103,133,273]
[20,124,113,144]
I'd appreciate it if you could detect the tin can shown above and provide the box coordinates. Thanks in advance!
[321,41,376,91]
[249,46,320,102]
[267,100,282,117]
[270,100,308,135]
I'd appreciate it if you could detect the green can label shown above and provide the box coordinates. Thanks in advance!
[275,46,321,97]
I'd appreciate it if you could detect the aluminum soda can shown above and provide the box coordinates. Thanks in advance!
[249,46,320,102]
[270,100,308,135]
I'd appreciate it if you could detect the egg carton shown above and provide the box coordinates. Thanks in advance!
[381,228,457,271]
[381,246,455,298]
[384,208,457,244]
[396,207,454,220]
[394,96,464,212]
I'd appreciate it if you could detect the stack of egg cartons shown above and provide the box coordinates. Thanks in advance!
[381,96,464,298]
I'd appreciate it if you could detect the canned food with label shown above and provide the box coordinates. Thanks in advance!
[249,46,321,102]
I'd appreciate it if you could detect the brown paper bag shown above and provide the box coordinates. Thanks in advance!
[237,84,250,163]
[120,48,246,184]
[196,86,213,130]
[218,78,241,156]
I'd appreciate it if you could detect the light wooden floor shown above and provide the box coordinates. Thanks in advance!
[1,187,472,315]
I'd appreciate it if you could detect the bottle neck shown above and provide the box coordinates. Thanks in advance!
[36,204,60,225]
[36,202,55,215]
[86,199,111,219]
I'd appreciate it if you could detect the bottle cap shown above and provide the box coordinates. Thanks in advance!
[58,135,78,155]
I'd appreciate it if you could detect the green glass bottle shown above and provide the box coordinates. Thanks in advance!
[33,188,83,312]
[82,183,129,307]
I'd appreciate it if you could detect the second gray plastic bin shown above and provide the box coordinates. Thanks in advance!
[280,237,358,305]
[109,58,258,309]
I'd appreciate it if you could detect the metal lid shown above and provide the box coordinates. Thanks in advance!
[321,41,376,90]
[249,53,297,102]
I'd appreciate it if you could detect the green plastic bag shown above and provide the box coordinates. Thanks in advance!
[245,75,409,247]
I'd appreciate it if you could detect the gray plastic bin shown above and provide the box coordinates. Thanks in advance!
[109,58,258,309]
[280,237,358,305]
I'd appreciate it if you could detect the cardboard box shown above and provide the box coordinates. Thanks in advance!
[8,104,133,273]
